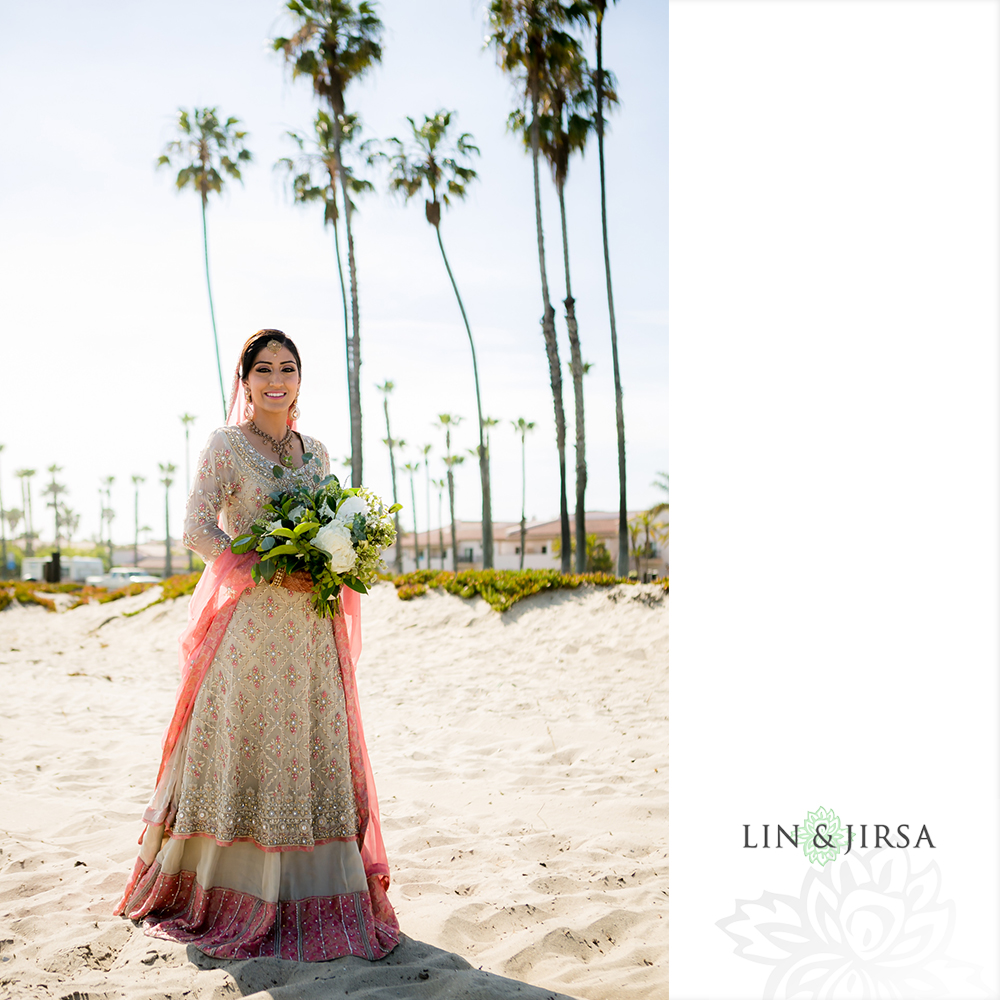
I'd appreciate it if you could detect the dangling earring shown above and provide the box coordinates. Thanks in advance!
[244,386,254,421]
[290,398,300,421]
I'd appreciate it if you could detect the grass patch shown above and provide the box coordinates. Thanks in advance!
[388,568,637,612]
[122,572,202,617]
[67,582,160,610]
[0,583,60,612]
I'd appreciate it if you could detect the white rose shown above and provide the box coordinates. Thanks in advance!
[288,505,307,522]
[313,520,357,574]
[336,495,369,522]
[266,518,284,535]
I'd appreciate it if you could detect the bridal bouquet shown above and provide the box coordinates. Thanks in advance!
[230,473,400,619]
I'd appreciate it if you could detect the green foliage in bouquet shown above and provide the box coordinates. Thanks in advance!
[230,467,399,619]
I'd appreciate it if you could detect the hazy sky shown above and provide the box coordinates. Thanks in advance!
[0,0,666,547]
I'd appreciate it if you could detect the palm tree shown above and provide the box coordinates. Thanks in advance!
[511,37,616,573]
[376,381,404,572]
[104,507,116,565]
[61,505,80,548]
[180,414,197,570]
[489,0,585,574]
[437,414,463,571]
[159,463,177,578]
[384,110,494,568]
[627,516,641,579]
[0,444,7,577]
[132,474,146,567]
[591,0,628,574]
[5,508,22,571]
[100,476,115,569]
[43,465,67,551]
[511,418,536,568]
[273,0,385,488]
[278,112,375,472]
[650,471,669,517]
[158,108,252,420]
[16,469,36,555]
[420,443,433,570]
[432,478,446,568]
[402,461,420,569]
[629,508,661,582]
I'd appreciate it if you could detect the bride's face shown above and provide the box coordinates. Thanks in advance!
[244,346,300,418]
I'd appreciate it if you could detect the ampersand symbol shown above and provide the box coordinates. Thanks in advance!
[813,824,834,849]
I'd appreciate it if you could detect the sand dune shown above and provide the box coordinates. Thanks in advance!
[0,581,667,999]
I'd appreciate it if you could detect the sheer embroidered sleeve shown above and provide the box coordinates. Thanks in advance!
[317,439,331,477]
[183,428,236,562]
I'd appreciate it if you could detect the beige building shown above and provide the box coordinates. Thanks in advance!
[385,520,520,573]
[388,509,668,579]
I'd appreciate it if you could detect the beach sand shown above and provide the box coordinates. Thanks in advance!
[0,581,668,1000]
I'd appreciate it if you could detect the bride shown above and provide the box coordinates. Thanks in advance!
[115,329,399,961]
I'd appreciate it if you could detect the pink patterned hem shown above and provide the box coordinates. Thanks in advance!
[115,857,399,961]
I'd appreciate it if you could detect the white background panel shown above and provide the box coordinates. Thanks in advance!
[670,1,1000,996]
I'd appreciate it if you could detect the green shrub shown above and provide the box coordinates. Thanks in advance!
[5,583,57,612]
[388,568,634,612]
[123,571,202,617]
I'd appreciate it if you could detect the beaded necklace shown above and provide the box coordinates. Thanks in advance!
[248,419,295,466]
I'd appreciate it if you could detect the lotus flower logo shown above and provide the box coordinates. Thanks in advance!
[718,849,988,998]
[802,805,846,866]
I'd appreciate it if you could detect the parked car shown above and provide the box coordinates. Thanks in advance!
[84,567,161,590]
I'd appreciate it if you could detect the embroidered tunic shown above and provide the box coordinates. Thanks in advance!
[115,426,398,962]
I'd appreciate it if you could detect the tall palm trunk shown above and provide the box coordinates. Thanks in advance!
[447,467,457,571]
[433,219,493,568]
[164,486,172,578]
[332,107,363,487]
[519,430,527,570]
[184,427,193,572]
[529,65,571,573]
[200,193,227,420]
[557,179,587,573]
[596,7,628,575]
[381,397,403,573]
[437,487,445,569]
[409,472,419,568]
[24,478,34,556]
[0,455,7,578]
[425,462,432,573]
[134,487,140,568]
[98,487,105,566]
[446,427,458,572]
[329,173,355,473]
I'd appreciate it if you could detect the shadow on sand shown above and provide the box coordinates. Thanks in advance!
[187,933,580,999]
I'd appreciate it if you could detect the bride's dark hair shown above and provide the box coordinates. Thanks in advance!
[239,329,302,379]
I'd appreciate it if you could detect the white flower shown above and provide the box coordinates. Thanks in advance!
[313,520,357,574]
[336,495,369,522]
[265,518,285,535]
[288,505,307,522]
